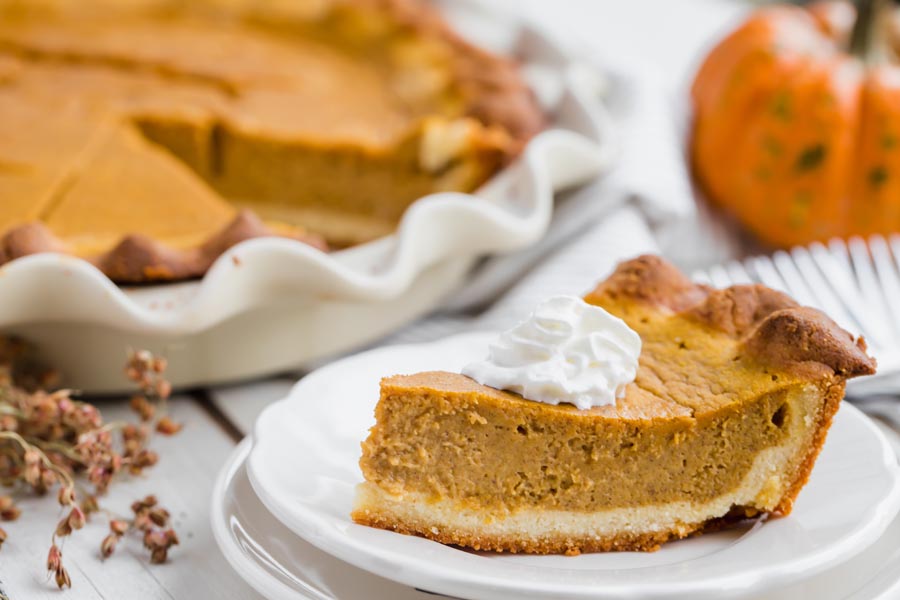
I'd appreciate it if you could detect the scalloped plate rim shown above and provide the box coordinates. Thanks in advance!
[246,332,900,600]
[0,17,613,336]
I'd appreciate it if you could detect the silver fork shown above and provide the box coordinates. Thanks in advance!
[694,235,900,398]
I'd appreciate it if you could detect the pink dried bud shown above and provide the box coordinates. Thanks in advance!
[130,395,155,422]
[88,465,113,491]
[155,417,182,436]
[96,429,113,446]
[165,528,180,547]
[32,397,58,422]
[109,519,128,536]
[0,506,21,522]
[46,423,65,442]
[0,496,12,511]
[130,350,153,369]
[88,465,109,487]
[150,547,168,564]
[39,467,57,489]
[143,529,161,549]
[57,485,76,506]
[75,431,95,449]
[123,439,140,456]
[49,388,71,400]
[152,357,167,373]
[155,379,172,400]
[122,424,143,442]
[54,566,71,589]
[47,544,62,571]
[133,512,153,532]
[23,463,41,487]
[81,495,99,515]
[67,506,86,531]
[134,450,158,469]
[77,404,102,429]
[55,516,72,537]
[149,508,170,527]
[100,533,117,559]
[57,395,74,414]
[0,414,17,431]
[23,449,41,468]
[131,495,157,513]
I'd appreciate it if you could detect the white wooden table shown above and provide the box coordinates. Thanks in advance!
[11,1,895,598]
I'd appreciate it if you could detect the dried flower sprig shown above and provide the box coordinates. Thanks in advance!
[0,340,182,590]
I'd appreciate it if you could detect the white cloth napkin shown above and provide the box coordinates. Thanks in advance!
[384,50,696,344]
[388,205,658,344]
[596,59,696,224]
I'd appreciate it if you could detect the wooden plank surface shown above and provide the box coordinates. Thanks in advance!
[208,379,297,438]
[0,395,262,600]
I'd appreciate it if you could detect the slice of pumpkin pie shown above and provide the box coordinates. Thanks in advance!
[352,255,876,554]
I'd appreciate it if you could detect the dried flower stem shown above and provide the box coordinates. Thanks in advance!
[0,341,180,590]
[0,431,76,490]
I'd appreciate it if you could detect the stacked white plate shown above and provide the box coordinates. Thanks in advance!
[212,334,900,600]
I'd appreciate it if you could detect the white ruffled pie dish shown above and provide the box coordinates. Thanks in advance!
[244,332,900,600]
[0,1,613,392]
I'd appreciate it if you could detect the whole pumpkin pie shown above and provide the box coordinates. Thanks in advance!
[0,0,542,282]
[353,255,876,554]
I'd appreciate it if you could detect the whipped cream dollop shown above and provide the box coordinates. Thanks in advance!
[462,296,641,410]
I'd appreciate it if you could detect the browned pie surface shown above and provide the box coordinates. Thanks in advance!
[0,0,543,282]
[356,256,876,551]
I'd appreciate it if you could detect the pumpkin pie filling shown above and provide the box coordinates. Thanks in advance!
[354,256,876,553]
[362,374,804,512]
[0,0,543,281]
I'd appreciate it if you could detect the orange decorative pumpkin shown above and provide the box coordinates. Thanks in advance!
[691,0,900,247]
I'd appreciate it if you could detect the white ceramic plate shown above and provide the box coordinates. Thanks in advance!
[246,333,900,600]
[215,434,900,600]
[0,1,613,393]
[212,439,440,600]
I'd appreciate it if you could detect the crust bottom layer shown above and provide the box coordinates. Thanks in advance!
[353,482,708,554]
[353,382,842,555]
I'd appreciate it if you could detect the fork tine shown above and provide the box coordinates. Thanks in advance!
[809,240,888,348]
[707,264,733,288]
[694,237,900,394]
[848,236,893,338]
[772,250,819,308]
[888,233,900,266]
[724,260,754,285]
[828,237,855,278]
[747,255,790,294]
[790,245,861,335]
[872,234,900,339]
[692,270,712,286]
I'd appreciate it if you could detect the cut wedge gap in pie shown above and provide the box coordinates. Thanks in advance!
[353,255,876,554]
[0,0,543,282]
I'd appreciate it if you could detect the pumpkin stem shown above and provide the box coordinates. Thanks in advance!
[850,0,890,63]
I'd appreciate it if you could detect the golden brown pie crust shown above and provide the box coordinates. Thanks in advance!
[353,255,876,554]
[0,210,326,283]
